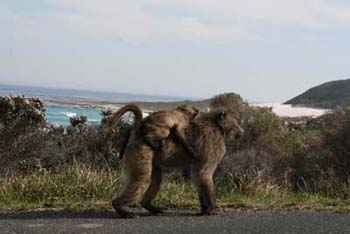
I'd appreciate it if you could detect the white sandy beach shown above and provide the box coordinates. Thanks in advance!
[256,103,329,118]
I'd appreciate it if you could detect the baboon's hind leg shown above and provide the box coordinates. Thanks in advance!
[112,176,151,218]
[141,166,164,214]
[112,196,134,219]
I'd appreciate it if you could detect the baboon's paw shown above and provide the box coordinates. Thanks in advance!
[142,204,165,214]
[114,210,136,219]
[196,210,217,216]
[112,205,135,219]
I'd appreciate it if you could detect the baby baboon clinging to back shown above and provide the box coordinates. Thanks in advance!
[108,104,198,217]
[109,104,198,159]
[140,104,198,156]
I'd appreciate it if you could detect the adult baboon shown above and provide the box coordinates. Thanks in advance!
[108,104,199,218]
[110,103,243,217]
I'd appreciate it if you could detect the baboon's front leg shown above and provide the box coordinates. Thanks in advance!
[193,168,217,215]
[141,165,164,214]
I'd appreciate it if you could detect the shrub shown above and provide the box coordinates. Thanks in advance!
[69,115,87,127]
[217,106,302,193]
[295,109,350,196]
[218,106,350,197]
[100,109,114,126]
[210,93,247,110]
[0,96,129,173]
[0,96,45,133]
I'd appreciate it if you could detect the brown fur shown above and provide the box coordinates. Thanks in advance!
[111,104,243,217]
[108,104,143,130]
[108,104,199,218]
[140,104,198,155]
[159,108,244,215]
[109,104,198,159]
[108,104,143,159]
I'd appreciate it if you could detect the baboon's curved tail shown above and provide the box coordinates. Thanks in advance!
[108,104,143,129]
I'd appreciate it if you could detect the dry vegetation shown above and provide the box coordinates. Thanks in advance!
[212,93,350,197]
[0,94,350,211]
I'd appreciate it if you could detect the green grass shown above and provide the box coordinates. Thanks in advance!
[0,167,349,212]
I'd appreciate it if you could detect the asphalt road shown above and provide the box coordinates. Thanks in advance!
[0,208,349,234]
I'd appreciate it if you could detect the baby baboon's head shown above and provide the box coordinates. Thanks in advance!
[177,104,199,119]
[213,108,244,138]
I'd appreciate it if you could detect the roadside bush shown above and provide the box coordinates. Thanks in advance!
[211,93,350,197]
[69,115,87,127]
[210,93,247,111]
[0,96,45,134]
[324,109,350,180]
[290,109,350,196]
[0,96,129,173]
[217,106,302,193]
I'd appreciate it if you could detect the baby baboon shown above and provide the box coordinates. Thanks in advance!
[140,104,198,155]
[108,104,198,218]
[160,108,244,215]
[109,104,198,159]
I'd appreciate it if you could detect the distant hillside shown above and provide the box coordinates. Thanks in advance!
[285,79,350,109]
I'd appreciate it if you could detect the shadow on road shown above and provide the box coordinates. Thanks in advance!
[0,210,117,220]
[0,209,196,220]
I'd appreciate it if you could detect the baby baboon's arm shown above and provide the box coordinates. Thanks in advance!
[170,125,197,158]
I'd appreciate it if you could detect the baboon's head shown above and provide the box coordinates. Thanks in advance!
[213,108,244,138]
[177,104,199,119]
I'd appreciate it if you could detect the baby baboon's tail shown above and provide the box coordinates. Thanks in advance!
[108,104,143,130]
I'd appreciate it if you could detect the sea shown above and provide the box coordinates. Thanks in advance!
[0,84,191,126]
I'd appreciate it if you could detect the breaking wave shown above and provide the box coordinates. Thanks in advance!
[62,112,77,118]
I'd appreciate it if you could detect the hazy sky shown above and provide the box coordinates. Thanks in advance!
[1,0,350,102]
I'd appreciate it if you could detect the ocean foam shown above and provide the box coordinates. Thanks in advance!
[63,112,77,118]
